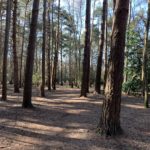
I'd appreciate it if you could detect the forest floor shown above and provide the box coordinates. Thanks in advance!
[0,86,150,150]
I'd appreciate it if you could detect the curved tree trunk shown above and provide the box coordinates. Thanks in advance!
[97,0,129,136]
[22,0,40,108]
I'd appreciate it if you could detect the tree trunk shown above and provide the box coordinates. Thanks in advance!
[22,0,40,108]
[41,0,47,97]
[95,0,107,94]
[0,0,3,83]
[69,32,73,87]
[60,22,63,86]
[80,0,91,97]
[124,0,131,84]
[52,30,58,90]
[12,0,19,93]
[1,0,11,101]
[51,0,54,89]
[113,0,116,11]
[142,0,150,108]
[97,0,129,136]
[19,1,29,88]
[52,0,60,90]
[47,1,51,91]
[103,5,108,90]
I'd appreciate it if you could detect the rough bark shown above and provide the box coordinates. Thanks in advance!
[80,0,91,97]
[22,0,40,108]
[97,0,129,136]
[1,0,11,101]
[95,0,107,94]
[12,0,19,93]
[41,0,47,97]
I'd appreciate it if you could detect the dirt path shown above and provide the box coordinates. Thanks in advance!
[0,86,150,150]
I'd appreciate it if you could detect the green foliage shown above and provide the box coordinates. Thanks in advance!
[126,25,143,75]
[124,24,144,92]
[123,78,142,93]
[32,73,41,85]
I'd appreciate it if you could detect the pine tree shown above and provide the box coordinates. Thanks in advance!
[95,0,108,94]
[12,0,19,93]
[97,0,129,136]
[1,0,11,101]
[80,0,91,97]
[22,0,40,108]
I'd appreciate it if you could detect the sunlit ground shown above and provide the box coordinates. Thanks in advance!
[0,86,150,150]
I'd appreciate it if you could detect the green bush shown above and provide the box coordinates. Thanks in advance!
[32,73,41,86]
[122,78,142,93]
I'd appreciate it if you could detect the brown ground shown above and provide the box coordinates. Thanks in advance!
[0,86,150,150]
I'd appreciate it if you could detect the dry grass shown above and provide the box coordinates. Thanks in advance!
[0,86,150,150]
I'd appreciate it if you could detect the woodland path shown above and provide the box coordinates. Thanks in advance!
[0,86,150,150]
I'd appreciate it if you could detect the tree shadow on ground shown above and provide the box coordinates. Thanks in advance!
[0,86,150,150]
